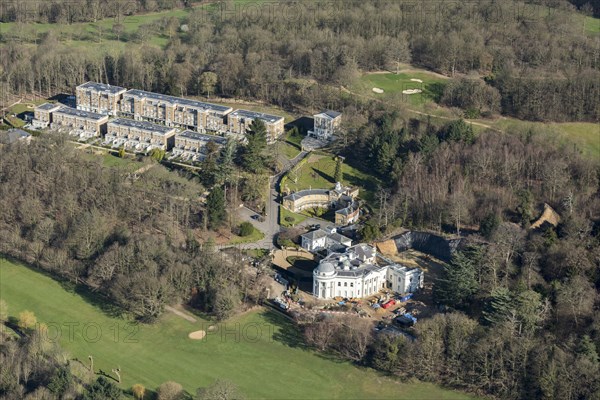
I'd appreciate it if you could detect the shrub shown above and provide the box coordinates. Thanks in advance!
[239,222,254,237]
[17,310,36,330]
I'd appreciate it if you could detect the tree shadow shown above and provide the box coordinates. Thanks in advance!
[1,255,124,319]
[259,309,307,349]
[312,167,334,184]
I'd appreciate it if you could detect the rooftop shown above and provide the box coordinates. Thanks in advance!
[77,81,127,94]
[109,118,176,135]
[36,103,62,111]
[230,109,284,124]
[301,229,328,241]
[124,89,232,114]
[1,129,31,144]
[350,243,376,260]
[55,106,108,121]
[283,189,329,202]
[315,110,342,119]
[177,130,227,145]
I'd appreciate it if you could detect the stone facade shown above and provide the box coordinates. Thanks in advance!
[76,82,127,116]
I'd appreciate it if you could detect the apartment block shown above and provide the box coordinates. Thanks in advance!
[51,106,109,136]
[227,109,285,143]
[105,118,177,152]
[119,89,233,133]
[33,103,62,128]
[76,82,127,116]
[173,130,228,161]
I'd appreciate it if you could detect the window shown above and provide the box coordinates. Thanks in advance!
[338,282,341,287]
[350,283,354,287]
[344,282,347,287]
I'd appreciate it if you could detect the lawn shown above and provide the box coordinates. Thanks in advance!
[280,206,307,228]
[79,151,142,172]
[275,129,303,160]
[583,15,600,34]
[351,70,449,106]
[284,155,380,204]
[474,116,600,161]
[230,225,265,244]
[0,258,476,399]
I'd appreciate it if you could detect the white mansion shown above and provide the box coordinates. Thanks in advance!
[312,243,423,300]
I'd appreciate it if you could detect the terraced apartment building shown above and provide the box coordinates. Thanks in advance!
[32,103,62,129]
[106,118,177,151]
[50,106,109,136]
[119,89,233,133]
[227,109,285,143]
[174,130,227,154]
[72,82,287,142]
[76,82,127,116]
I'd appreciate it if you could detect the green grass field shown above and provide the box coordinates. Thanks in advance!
[280,207,308,228]
[351,71,449,106]
[275,129,303,160]
[230,225,265,244]
[473,116,600,161]
[583,15,600,34]
[0,258,475,399]
[284,155,380,204]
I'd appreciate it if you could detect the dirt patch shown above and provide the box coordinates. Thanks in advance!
[375,239,398,256]
[531,203,561,230]
[165,305,197,322]
[188,330,206,340]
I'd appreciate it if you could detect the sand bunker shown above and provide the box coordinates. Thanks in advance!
[410,78,423,83]
[188,330,206,340]
[402,89,422,95]
[207,325,216,332]
[372,87,384,93]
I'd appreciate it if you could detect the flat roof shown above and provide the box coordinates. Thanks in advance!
[230,109,284,124]
[177,130,227,144]
[108,118,175,135]
[77,81,127,94]
[124,89,232,114]
[36,103,61,111]
[55,106,108,121]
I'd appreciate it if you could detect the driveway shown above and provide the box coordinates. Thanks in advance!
[228,151,310,250]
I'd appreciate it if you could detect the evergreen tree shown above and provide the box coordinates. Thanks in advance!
[82,377,121,400]
[515,289,544,335]
[206,186,226,229]
[517,189,534,227]
[334,157,343,183]
[434,251,479,308]
[444,119,475,143]
[48,366,73,397]
[419,132,439,156]
[216,139,237,184]
[482,287,514,326]
[480,212,500,239]
[241,119,268,173]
